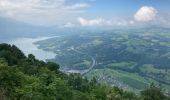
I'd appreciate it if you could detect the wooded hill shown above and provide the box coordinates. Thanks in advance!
[0,43,169,100]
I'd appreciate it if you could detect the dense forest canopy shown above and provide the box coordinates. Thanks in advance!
[0,43,169,100]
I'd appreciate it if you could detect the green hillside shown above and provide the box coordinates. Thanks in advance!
[35,28,170,92]
[0,43,170,100]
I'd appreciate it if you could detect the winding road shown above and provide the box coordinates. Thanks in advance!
[81,56,96,75]
[67,47,97,75]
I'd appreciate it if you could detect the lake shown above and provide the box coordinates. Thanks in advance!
[8,36,57,61]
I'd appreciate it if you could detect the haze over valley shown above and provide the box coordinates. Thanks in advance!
[1,0,170,99]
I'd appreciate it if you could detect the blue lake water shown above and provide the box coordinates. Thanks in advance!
[8,37,57,61]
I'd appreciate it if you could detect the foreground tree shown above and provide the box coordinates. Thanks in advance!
[0,43,170,100]
[141,83,169,100]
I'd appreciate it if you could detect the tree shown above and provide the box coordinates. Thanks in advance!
[28,54,35,62]
[46,62,60,72]
[0,63,25,98]
[0,88,8,100]
[0,43,170,100]
[141,83,168,100]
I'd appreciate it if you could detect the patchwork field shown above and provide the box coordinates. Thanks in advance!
[35,27,170,93]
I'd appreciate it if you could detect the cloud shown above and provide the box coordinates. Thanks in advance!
[78,17,106,26]
[0,0,90,26]
[65,3,90,10]
[78,17,134,27]
[63,22,75,27]
[134,6,157,22]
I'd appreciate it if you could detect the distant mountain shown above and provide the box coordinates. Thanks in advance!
[0,17,56,41]
[0,17,149,41]
[0,17,95,41]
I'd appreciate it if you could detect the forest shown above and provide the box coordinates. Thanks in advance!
[0,43,170,100]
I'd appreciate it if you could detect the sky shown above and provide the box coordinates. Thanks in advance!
[0,0,170,27]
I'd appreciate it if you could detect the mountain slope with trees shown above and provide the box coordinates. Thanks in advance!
[0,43,169,100]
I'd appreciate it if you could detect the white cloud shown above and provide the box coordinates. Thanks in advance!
[78,17,106,26]
[134,6,157,22]
[63,22,75,27]
[78,17,134,26]
[129,20,135,24]
[65,3,90,10]
[0,0,90,26]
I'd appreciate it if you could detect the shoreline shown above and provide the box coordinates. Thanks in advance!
[8,36,58,61]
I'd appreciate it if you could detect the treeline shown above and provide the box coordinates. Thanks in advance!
[0,43,169,100]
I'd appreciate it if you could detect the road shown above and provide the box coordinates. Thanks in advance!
[67,48,97,75]
[81,56,96,75]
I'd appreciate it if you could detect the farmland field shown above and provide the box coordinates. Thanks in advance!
[36,27,170,93]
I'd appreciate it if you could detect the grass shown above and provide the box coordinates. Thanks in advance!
[92,39,103,46]
[85,68,170,93]
[73,60,91,68]
[159,42,170,47]
[139,64,166,74]
[107,61,137,69]
[120,77,147,89]
[85,68,149,90]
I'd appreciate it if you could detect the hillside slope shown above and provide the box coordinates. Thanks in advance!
[0,43,169,100]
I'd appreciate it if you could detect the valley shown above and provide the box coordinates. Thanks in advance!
[35,27,170,93]
[1,0,170,99]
